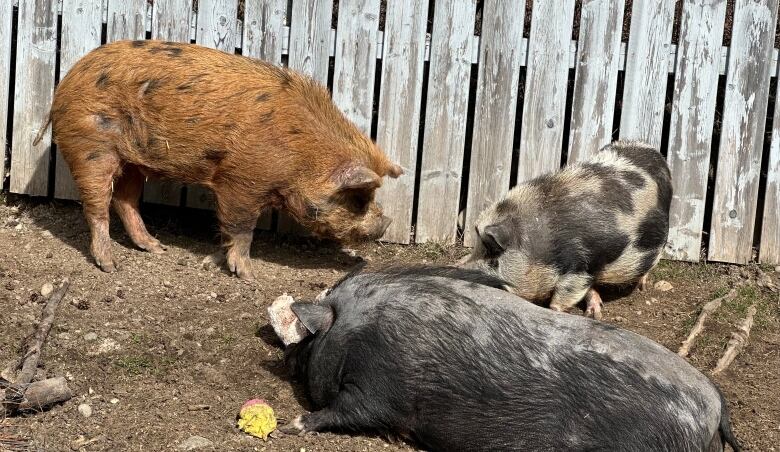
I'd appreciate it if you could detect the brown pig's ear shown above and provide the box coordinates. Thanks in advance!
[386,163,404,178]
[333,165,382,191]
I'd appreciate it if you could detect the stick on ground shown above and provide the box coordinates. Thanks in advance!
[678,288,738,357]
[2,278,71,416]
[712,304,757,375]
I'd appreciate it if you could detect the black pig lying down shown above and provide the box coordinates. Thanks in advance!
[283,266,739,452]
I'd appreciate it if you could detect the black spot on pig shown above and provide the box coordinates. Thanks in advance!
[204,148,227,163]
[620,170,645,189]
[614,145,672,210]
[256,93,271,102]
[95,113,114,131]
[149,44,183,57]
[96,72,110,88]
[636,209,669,250]
[585,164,634,214]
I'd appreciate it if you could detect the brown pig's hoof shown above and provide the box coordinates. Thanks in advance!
[97,260,117,273]
[227,255,255,280]
[142,240,166,254]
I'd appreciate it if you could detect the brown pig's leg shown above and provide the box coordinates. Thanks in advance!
[214,189,261,279]
[112,164,165,253]
[71,151,121,273]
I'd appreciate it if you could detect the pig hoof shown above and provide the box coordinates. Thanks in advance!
[585,303,603,321]
[279,415,306,435]
[97,260,117,273]
[201,252,225,268]
[142,241,166,254]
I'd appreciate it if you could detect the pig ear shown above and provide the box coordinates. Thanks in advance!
[386,163,403,179]
[481,222,512,255]
[291,302,334,334]
[333,165,382,191]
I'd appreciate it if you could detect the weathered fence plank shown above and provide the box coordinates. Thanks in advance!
[185,0,239,210]
[709,0,779,264]
[619,0,675,147]
[243,0,286,230]
[243,0,286,63]
[664,0,727,262]
[10,0,58,196]
[463,1,525,246]
[516,0,576,183]
[374,0,429,244]
[0,0,13,185]
[288,0,333,82]
[761,61,780,264]
[144,0,192,205]
[332,0,380,134]
[567,0,624,163]
[107,0,146,42]
[54,0,103,200]
[415,0,476,243]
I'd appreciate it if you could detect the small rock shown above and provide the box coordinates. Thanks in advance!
[45,251,53,259]
[341,248,358,258]
[177,259,187,266]
[613,316,626,323]
[110,398,119,404]
[654,280,673,292]
[77,403,92,418]
[163,280,173,288]
[177,435,214,451]
[205,327,216,336]
[84,332,98,342]
[65,371,74,381]
[209,292,217,299]
[40,282,54,298]
[239,312,252,320]
[41,230,53,238]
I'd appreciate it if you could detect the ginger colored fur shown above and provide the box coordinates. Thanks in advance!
[50,40,401,277]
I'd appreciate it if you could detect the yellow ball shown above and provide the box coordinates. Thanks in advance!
[237,399,277,440]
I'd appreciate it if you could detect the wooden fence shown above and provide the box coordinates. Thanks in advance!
[1,0,780,265]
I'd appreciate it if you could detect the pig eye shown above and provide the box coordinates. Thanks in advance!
[345,190,371,213]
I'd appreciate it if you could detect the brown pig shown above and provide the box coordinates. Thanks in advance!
[38,40,402,278]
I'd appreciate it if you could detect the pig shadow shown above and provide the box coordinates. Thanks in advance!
[21,197,362,273]
[255,323,312,411]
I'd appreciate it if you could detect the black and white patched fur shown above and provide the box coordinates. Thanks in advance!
[463,140,672,318]
[283,266,738,452]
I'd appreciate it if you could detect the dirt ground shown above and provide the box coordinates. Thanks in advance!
[0,197,778,452]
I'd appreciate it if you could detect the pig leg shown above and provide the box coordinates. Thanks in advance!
[214,190,261,279]
[584,289,604,320]
[71,151,121,272]
[637,273,649,291]
[111,164,165,253]
[284,390,379,434]
[549,273,593,315]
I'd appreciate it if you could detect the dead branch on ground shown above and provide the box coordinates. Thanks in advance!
[712,304,757,375]
[678,288,738,357]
